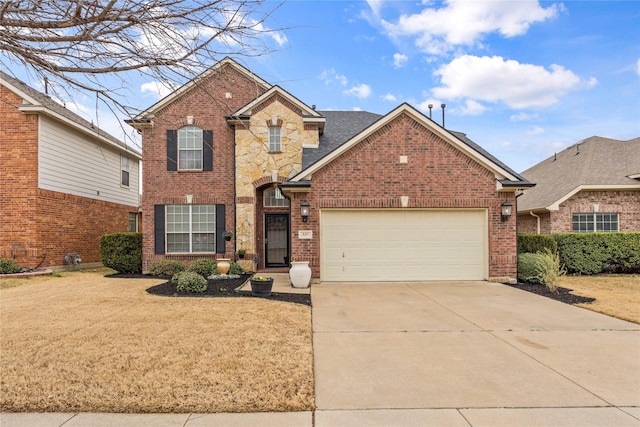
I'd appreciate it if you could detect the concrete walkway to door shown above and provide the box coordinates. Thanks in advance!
[312,281,640,426]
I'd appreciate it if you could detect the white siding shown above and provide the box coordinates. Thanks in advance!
[38,115,140,207]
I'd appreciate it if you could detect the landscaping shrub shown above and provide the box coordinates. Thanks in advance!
[229,261,244,275]
[554,232,640,275]
[518,249,565,292]
[99,233,142,273]
[174,271,208,293]
[0,257,22,274]
[149,259,185,277]
[518,233,557,254]
[187,258,218,278]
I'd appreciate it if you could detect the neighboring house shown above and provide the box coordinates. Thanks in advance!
[1,71,141,269]
[518,136,640,235]
[128,58,532,283]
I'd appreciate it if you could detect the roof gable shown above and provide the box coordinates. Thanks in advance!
[0,71,140,159]
[291,103,529,187]
[132,57,271,121]
[230,85,324,119]
[518,136,640,212]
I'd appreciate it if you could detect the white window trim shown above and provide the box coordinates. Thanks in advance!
[572,212,619,233]
[166,205,216,253]
[269,126,281,152]
[121,155,130,188]
[178,126,203,171]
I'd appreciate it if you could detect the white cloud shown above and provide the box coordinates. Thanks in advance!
[382,93,397,102]
[458,99,486,116]
[141,81,175,99]
[526,126,545,135]
[381,1,562,55]
[510,112,539,122]
[416,99,443,117]
[320,68,348,86]
[366,0,384,17]
[393,53,408,68]
[344,83,372,99]
[433,55,589,109]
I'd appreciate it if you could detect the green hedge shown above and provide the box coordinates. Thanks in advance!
[0,257,22,274]
[518,233,557,254]
[517,249,564,291]
[148,260,185,277]
[187,258,218,278]
[99,232,142,274]
[554,232,640,275]
[173,271,208,293]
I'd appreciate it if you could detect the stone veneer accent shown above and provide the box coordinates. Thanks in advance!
[234,99,318,254]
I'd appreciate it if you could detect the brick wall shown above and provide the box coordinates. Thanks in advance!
[290,113,518,280]
[1,84,137,268]
[139,63,268,270]
[551,190,640,233]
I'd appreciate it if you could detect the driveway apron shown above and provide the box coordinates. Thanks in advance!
[311,281,640,426]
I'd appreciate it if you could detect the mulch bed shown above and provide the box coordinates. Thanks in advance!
[107,273,311,306]
[506,282,595,305]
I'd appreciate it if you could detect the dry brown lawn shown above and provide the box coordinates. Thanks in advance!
[0,268,313,413]
[559,274,640,324]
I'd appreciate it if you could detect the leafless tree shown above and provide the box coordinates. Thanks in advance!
[0,0,285,143]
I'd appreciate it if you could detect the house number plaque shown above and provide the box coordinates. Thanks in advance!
[298,230,313,239]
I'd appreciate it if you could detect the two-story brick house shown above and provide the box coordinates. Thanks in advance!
[1,71,141,270]
[129,58,533,282]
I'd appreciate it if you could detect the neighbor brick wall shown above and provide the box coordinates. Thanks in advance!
[1,83,137,268]
[551,190,640,233]
[290,113,518,280]
[517,211,551,235]
[139,63,268,271]
[1,84,41,266]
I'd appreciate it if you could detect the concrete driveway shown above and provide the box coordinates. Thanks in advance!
[312,281,640,426]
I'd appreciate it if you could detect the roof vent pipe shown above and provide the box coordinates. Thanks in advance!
[441,104,446,128]
[428,104,433,119]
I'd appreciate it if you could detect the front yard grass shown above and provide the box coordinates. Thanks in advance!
[0,268,314,413]
[558,274,640,324]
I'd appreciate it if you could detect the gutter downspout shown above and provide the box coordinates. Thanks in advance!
[530,211,541,234]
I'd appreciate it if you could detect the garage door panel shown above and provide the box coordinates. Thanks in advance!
[321,209,486,282]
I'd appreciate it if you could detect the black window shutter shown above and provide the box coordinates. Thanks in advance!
[203,130,213,171]
[154,205,165,254]
[215,204,226,254]
[167,130,177,171]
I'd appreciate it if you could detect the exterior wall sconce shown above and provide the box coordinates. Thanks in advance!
[501,200,513,221]
[300,200,310,222]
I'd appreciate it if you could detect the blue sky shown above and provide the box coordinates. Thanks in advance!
[6,1,640,172]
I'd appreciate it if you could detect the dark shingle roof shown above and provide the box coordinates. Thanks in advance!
[302,110,382,169]
[518,136,640,211]
[0,70,140,157]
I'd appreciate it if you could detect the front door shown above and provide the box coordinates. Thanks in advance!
[265,214,289,267]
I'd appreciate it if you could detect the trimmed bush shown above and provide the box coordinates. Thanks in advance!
[229,261,244,275]
[518,233,557,254]
[174,271,208,293]
[99,233,142,274]
[554,232,640,275]
[518,249,565,292]
[149,259,185,277]
[187,258,218,277]
[0,257,22,274]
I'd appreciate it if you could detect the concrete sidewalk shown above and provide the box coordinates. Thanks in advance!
[312,281,640,426]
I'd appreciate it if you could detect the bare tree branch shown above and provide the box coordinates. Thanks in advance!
[0,0,287,140]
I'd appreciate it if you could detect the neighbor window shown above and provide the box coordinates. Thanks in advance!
[572,213,619,232]
[269,126,281,151]
[121,155,130,187]
[166,205,215,253]
[128,213,138,232]
[178,126,203,170]
[264,187,289,207]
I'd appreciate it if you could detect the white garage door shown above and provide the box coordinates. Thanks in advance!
[321,209,487,282]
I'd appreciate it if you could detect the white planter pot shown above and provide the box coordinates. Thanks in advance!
[289,261,312,288]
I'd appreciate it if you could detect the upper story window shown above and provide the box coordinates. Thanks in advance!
[178,126,203,170]
[269,126,281,152]
[572,213,619,232]
[264,187,289,207]
[121,155,130,187]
